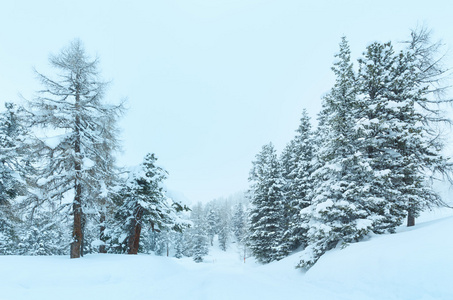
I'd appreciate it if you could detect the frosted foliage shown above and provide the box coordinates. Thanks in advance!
[232,202,247,244]
[0,29,450,279]
[112,153,188,254]
[357,41,444,227]
[26,39,123,257]
[280,109,315,253]
[299,37,450,269]
[0,103,38,255]
[248,143,286,263]
[298,38,375,269]
[190,203,209,262]
[29,39,121,202]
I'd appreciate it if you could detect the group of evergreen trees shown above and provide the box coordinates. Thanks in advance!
[0,40,187,258]
[187,196,250,262]
[131,195,250,263]
[0,40,250,262]
[247,28,452,269]
[1,29,451,271]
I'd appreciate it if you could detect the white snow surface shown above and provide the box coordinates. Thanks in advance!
[1,208,452,300]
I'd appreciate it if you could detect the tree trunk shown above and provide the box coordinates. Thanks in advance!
[71,89,83,259]
[127,218,137,254]
[81,212,85,257]
[132,222,142,253]
[127,206,143,254]
[71,180,83,258]
[407,210,415,227]
[127,221,142,255]
[99,212,107,253]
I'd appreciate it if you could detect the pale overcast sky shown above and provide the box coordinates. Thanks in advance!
[1,0,453,203]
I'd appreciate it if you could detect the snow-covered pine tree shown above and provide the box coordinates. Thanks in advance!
[298,37,374,269]
[116,153,181,255]
[1,104,71,256]
[354,41,408,232]
[248,143,286,263]
[232,200,249,261]
[278,139,296,255]
[217,201,231,251]
[153,230,170,256]
[0,103,29,254]
[280,140,295,184]
[191,202,209,262]
[357,40,449,229]
[28,39,123,258]
[232,202,247,244]
[280,109,314,252]
[173,231,185,258]
[16,207,69,255]
[0,103,27,201]
[205,207,218,246]
[181,227,195,258]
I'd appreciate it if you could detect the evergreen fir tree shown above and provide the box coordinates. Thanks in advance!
[174,231,184,258]
[116,153,181,254]
[205,208,218,246]
[217,202,231,251]
[298,38,374,269]
[248,143,286,263]
[182,228,194,258]
[0,104,20,253]
[357,41,447,229]
[0,103,35,254]
[0,103,27,203]
[153,231,170,256]
[191,203,209,263]
[232,202,247,244]
[278,140,296,255]
[17,208,69,255]
[280,109,314,252]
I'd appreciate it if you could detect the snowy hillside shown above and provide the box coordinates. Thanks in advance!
[1,208,452,300]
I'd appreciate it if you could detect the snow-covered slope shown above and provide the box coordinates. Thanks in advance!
[305,209,453,300]
[1,209,452,300]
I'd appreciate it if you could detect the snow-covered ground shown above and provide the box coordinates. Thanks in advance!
[1,208,452,300]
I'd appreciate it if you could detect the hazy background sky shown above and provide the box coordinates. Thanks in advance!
[1,0,453,204]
